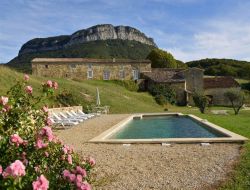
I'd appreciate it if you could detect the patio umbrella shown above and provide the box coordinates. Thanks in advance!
[96,87,101,106]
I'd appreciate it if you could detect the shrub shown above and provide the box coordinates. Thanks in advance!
[149,84,176,105]
[112,80,139,92]
[155,94,167,105]
[224,89,245,115]
[192,92,209,113]
[56,90,78,106]
[147,48,177,68]
[0,75,95,189]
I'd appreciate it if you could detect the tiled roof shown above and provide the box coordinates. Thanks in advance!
[203,77,240,89]
[31,58,151,64]
[142,68,185,83]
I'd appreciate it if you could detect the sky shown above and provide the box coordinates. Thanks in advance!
[0,0,250,63]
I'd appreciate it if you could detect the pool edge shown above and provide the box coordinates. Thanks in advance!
[89,113,248,144]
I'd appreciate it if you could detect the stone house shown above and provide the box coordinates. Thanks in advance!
[203,77,240,106]
[32,58,240,106]
[141,68,240,106]
[32,58,151,80]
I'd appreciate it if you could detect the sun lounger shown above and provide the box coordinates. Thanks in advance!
[77,110,97,117]
[66,111,88,120]
[52,112,83,123]
[58,112,84,122]
[71,110,94,119]
[50,118,78,127]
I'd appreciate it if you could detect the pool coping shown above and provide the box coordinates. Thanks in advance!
[89,113,248,144]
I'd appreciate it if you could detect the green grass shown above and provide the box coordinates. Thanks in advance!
[168,105,250,190]
[1,65,250,189]
[0,66,163,113]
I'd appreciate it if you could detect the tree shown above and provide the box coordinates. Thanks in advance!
[224,89,245,115]
[149,84,176,105]
[147,49,177,68]
[192,92,209,114]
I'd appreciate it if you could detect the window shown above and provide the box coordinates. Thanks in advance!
[45,65,48,69]
[103,70,110,80]
[87,70,93,79]
[119,70,125,79]
[132,69,139,80]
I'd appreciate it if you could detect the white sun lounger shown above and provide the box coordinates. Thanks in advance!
[66,111,88,120]
[71,110,93,119]
[77,110,97,118]
[50,118,78,127]
[52,112,82,123]
[59,112,84,122]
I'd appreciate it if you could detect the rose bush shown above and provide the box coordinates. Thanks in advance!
[0,75,95,189]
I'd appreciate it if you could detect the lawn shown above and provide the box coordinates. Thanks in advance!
[169,105,250,190]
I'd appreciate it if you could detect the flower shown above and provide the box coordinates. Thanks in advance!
[62,145,73,154]
[24,74,29,81]
[44,152,49,157]
[39,126,53,141]
[62,169,71,179]
[88,157,96,166]
[0,165,2,175]
[32,175,49,190]
[46,80,53,88]
[46,118,53,126]
[76,166,87,177]
[0,96,8,105]
[69,174,76,182]
[10,134,24,147]
[34,166,40,173]
[35,138,48,149]
[52,81,58,89]
[2,104,11,112]
[79,182,91,190]
[67,155,73,164]
[2,160,26,178]
[42,106,49,113]
[25,86,33,94]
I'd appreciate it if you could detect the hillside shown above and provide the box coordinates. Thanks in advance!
[186,58,250,79]
[8,39,155,72]
[0,66,163,113]
[7,24,157,72]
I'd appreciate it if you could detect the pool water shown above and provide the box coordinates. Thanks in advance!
[109,116,227,139]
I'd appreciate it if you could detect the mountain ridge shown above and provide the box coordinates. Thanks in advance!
[19,24,157,55]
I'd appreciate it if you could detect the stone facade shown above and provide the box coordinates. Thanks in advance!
[32,58,151,80]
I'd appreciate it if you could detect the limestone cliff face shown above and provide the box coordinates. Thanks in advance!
[19,24,157,55]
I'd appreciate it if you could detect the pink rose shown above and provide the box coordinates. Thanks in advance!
[32,175,49,190]
[62,169,71,179]
[67,155,73,165]
[76,174,83,183]
[76,166,87,177]
[44,152,49,157]
[10,134,24,147]
[46,80,53,88]
[0,96,8,106]
[35,138,48,149]
[79,182,91,190]
[25,86,33,94]
[42,106,49,113]
[52,81,58,89]
[69,174,76,182]
[2,160,26,178]
[24,74,29,81]
[41,126,53,141]
[46,118,53,126]
[88,157,95,166]
[0,165,2,174]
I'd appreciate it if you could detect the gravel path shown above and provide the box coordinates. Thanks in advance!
[56,114,241,190]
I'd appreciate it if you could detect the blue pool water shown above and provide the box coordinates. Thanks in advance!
[109,115,227,139]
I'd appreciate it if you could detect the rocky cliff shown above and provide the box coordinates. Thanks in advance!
[19,24,157,55]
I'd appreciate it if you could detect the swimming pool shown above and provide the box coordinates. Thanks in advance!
[90,113,247,144]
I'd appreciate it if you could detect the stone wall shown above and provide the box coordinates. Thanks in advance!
[32,61,151,80]
[204,87,241,106]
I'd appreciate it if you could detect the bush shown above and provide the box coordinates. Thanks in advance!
[56,90,78,106]
[0,75,95,189]
[147,48,177,68]
[192,92,209,113]
[112,80,139,92]
[224,89,245,115]
[149,84,176,105]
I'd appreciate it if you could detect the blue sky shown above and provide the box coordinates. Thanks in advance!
[0,0,250,63]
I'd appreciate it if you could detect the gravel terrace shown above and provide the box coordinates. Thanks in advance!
[55,114,242,190]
